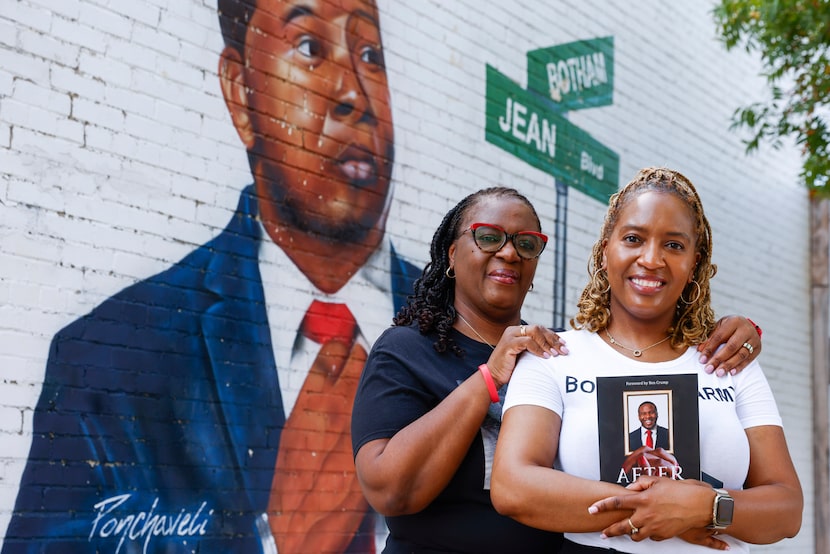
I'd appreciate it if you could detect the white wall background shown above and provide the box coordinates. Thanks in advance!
[0,0,812,551]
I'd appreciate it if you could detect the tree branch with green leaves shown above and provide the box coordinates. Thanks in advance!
[713,0,830,195]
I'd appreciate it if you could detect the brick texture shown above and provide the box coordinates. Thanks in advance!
[0,0,813,552]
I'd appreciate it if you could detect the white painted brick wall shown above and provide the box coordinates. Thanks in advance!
[0,0,815,551]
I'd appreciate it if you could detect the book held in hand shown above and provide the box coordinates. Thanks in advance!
[596,373,700,485]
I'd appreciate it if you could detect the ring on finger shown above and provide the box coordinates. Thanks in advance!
[520,325,526,337]
[741,341,754,355]
[628,518,639,535]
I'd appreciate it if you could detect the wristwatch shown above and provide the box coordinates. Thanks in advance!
[706,488,734,530]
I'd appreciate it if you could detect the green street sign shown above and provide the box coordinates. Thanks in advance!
[484,64,618,203]
[527,37,614,111]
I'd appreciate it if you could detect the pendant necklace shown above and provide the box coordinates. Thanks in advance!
[456,312,496,350]
[605,329,670,357]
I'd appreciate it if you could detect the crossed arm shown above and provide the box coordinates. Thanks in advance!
[490,405,802,548]
[356,315,763,519]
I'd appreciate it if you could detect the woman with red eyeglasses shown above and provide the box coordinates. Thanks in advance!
[350,187,762,553]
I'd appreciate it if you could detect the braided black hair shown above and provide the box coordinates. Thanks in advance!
[394,187,541,356]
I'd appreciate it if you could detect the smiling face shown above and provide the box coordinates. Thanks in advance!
[603,190,700,329]
[449,196,541,324]
[221,0,394,244]
[638,402,658,430]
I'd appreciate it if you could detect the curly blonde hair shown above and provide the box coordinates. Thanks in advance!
[571,167,717,347]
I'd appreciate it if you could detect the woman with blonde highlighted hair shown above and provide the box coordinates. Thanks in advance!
[492,167,802,553]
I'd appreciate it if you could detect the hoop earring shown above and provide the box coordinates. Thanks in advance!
[680,280,701,305]
[445,266,456,279]
[592,268,610,294]
[528,282,534,292]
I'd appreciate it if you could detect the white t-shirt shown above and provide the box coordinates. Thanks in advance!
[503,329,782,553]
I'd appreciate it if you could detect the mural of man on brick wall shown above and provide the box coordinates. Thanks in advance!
[2,1,418,553]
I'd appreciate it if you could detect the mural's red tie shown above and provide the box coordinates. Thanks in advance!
[267,301,373,554]
[301,300,358,350]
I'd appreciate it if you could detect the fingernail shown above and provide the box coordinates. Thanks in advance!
[600,533,608,540]
[730,369,737,376]
[700,355,709,364]
[560,346,569,355]
[704,364,714,374]
[549,350,558,357]
[542,352,551,359]
[716,368,726,378]
[588,506,598,514]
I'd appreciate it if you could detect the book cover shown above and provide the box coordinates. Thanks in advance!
[597,373,700,485]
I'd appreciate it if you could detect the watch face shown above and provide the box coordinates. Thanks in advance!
[716,495,735,525]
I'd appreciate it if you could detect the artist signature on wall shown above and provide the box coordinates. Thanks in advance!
[89,494,213,553]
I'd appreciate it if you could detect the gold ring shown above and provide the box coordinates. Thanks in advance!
[742,341,754,355]
[520,325,526,336]
[628,518,639,535]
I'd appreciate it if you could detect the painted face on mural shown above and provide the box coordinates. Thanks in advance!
[221,0,394,245]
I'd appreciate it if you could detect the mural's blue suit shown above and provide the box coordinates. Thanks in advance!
[2,186,420,553]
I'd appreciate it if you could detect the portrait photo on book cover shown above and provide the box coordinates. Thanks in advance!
[626,393,673,453]
[597,374,701,485]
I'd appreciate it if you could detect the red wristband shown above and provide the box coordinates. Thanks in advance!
[478,364,500,403]
[746,318,763,338]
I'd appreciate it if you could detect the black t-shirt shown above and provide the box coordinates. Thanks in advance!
[352,322,563,553]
